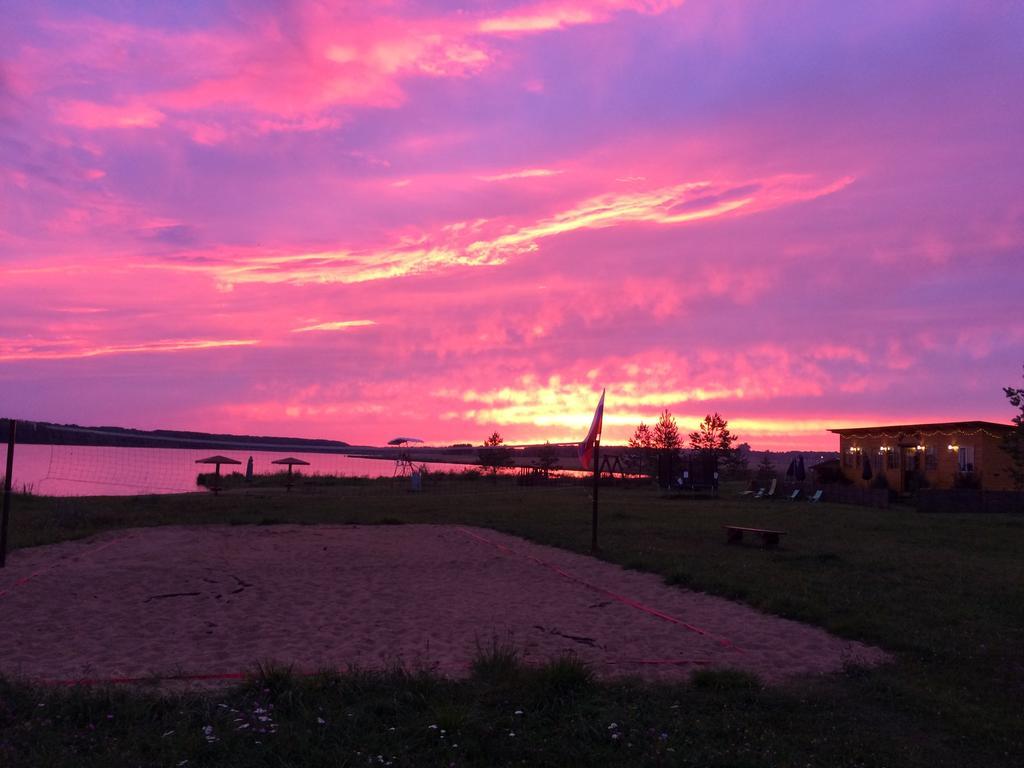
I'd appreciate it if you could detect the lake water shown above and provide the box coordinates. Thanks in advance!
[0,444,476,497]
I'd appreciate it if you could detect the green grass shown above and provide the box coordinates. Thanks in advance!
[2,481,1023,766]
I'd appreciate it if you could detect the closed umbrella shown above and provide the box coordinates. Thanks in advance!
[862,455,873,481]
[795,455,806,482]
[245,456,254,482]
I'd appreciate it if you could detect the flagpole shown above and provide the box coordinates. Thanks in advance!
[591,434,600,553]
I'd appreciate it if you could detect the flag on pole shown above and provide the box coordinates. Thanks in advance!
[578,389,605,471]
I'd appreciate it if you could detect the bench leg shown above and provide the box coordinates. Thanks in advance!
[726,529,743,545]
[763,533,780,549]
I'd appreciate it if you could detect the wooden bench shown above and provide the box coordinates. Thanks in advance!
[724,525,787,549]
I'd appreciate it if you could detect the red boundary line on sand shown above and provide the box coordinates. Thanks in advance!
[0,535,132,598]
[455,527,745,654]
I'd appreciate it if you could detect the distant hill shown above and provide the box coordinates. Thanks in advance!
[0,420,350,452]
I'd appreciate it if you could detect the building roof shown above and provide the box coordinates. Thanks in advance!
[829,421,1013,437]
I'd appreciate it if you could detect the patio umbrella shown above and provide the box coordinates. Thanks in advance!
[795,455,806,482]
[785,458,796,481]
[195,455,241,494]
[245,456,254,482]
[271,457,310,491]
[862,455,873,481]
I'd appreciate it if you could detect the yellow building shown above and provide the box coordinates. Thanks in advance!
[829,421,1017,493]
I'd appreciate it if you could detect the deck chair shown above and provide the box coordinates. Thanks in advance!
[760,478,778,499]
[788,489,801,501]
[808,489,823,503]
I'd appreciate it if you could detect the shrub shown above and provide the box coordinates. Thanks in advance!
[954,472,982,489]
[470,637,520,682]
[533,653,593,697]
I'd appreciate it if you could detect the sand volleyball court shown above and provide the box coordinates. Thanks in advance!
[0,524,887,685]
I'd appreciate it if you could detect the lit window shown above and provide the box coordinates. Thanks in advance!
[958,445,975,473]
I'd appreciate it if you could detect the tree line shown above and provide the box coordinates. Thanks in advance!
[624,410,745,479]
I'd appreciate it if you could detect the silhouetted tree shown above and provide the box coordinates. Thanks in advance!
[720,441,751,479]
[478,431,514,476]
[688,412,735,459]
[626,422,655,476]
[1002,364,1024,490]
[629,422,654,449]
[653,409,682,450]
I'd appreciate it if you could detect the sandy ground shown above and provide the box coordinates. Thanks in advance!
[0,524,888,685]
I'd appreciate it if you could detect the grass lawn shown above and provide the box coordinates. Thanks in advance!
[1,479,1022,766]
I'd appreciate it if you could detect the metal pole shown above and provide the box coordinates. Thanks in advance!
[1,419,16,568]
[591,438,601,552]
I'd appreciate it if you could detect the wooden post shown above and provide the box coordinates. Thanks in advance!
[1,419,16,568]
[591,439,600,553]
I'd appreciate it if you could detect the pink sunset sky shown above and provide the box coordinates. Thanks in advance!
[2,0,1022,450]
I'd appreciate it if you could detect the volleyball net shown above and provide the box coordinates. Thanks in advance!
[0,419,618,499]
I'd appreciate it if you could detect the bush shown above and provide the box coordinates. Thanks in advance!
[470,637,520,682]
[533,653,593,697]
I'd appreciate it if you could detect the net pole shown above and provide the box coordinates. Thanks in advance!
[591,438,600,553]
[1,418,16,568]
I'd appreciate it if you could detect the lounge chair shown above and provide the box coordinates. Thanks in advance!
[788,489,801,501]
[808,489,823,503]
[759,478,778,499]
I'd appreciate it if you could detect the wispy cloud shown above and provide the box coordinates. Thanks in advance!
[196,246,506,287]
[292,320,376,332]
[466,174,853,260]
[56,100,165,129]
[479,0,685,35]
[0,338,258,361]
[168,173,852,288]
[479,168,563,182]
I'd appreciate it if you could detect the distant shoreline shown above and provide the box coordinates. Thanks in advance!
[0,419,837,469]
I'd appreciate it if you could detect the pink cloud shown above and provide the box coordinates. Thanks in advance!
[479,0,685,34]
[292,320,377,333]
[153,171,852,289]
[0,337,258,362]
[27,0,689,144]
[56,100,165,129]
